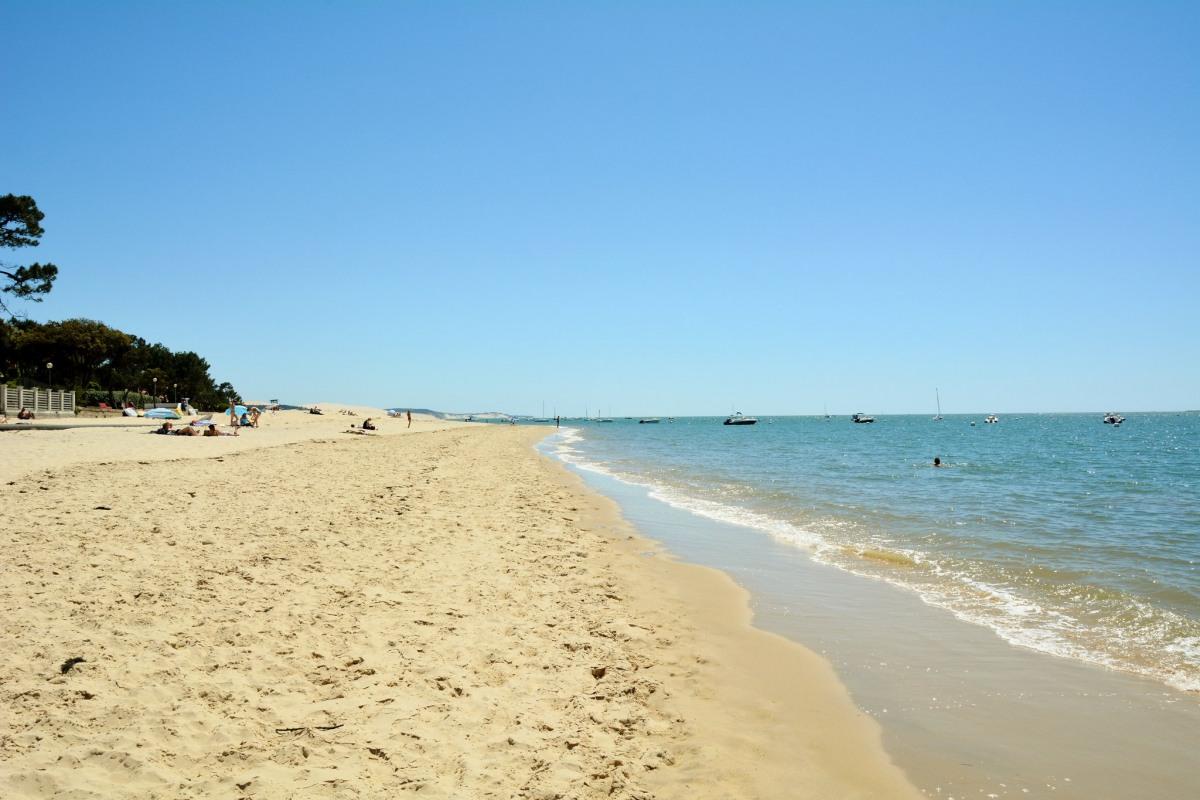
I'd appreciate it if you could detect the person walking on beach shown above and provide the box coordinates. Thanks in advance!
[406,410,412,428]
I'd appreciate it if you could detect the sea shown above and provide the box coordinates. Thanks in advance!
[537,412,1200,797]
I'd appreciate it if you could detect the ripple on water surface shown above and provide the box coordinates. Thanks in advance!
[548,413,1200,692]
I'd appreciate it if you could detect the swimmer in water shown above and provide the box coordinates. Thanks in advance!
[934,457,943,467]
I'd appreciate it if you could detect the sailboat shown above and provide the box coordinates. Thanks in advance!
[933,388,943,421]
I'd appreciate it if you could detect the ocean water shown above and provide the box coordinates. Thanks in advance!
[546,413,1200,693]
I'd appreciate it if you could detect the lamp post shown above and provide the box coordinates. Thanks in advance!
[173,383,178,404]
[153,376,158,404]
[46,362,53,390]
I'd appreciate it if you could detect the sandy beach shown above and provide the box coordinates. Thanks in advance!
[1,415,918,798]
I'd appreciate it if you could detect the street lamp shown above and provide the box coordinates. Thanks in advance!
[46,362,53,390]
[153,376,158,403]
[173,383,178,404]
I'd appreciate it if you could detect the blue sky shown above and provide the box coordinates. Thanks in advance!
[5,2,1197,414]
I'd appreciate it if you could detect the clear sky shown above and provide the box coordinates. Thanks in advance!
[5,2,1197,415]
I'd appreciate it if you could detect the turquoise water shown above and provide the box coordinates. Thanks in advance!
[547,413,1200,691]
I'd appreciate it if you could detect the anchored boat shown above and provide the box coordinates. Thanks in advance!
[723,412,757,426]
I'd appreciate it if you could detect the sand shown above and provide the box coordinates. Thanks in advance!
[0,420,919,798]
[0,404,449,485]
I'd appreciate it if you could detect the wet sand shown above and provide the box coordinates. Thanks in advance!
[561,460,1200,799]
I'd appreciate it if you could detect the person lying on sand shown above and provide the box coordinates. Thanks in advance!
[17,407,35,420]
[203,424,238,437]
[155,422,174,435]
[175,426,199,436]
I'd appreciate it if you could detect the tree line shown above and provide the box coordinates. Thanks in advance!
[0,317,241,410]
[2,194,239,410]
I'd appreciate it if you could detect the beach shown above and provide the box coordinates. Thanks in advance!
[1,414,918,798]
[545,416,1200,798]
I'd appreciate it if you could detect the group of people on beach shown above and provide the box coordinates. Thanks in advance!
[155,421,238,437]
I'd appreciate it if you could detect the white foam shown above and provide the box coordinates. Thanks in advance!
[542,429,1200,694]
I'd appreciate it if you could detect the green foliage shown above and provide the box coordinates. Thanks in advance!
[215,382,241,405]
[1,194,59,314]
[0,317,238,411]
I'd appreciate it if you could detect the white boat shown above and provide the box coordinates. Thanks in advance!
[1103,412,1125,425]
[933,388,943,421]
[851,413,875,424]
[723,412,757,426]
[985,414,999,424]
[639,418,660,424]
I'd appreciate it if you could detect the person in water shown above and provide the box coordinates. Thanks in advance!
[934,457,943,467]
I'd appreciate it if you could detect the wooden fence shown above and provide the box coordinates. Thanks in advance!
[1,385,76,416]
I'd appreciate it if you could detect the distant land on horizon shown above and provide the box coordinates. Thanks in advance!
[382,408,1198,420]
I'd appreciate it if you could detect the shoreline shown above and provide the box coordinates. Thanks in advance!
[547,432,1200,798]
[1,421,919,798]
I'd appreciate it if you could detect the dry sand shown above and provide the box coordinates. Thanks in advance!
[0,404,451,484]
[1,421,919,798]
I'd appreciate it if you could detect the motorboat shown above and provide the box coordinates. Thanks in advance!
[723,412,757,426]
[851,413,875,424]
[1103,413,1125,425]
[639,418,660,424]
[985,414,999,424]
[596,418,614,423]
